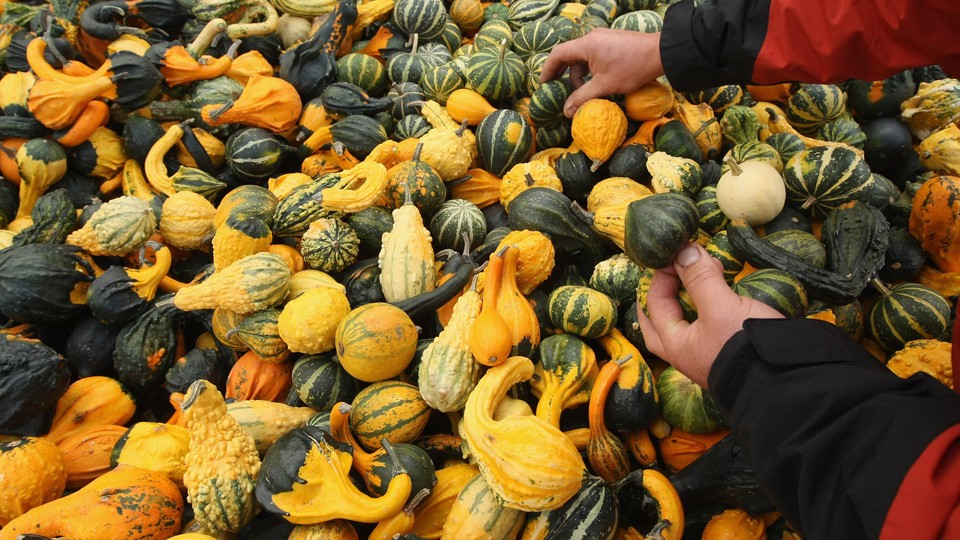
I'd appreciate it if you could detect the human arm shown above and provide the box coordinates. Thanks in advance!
[638,243,960,539]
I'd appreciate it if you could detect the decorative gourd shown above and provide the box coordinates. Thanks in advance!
[477,109,535,177]
[232,308,290,363]
[378,197,437,303]
[721,140,783,174]
[13,138,68,224]
[110,422,190,488]
[45,376,136,445]
[909,175,960,272]
[596,328,659,433]
[720,105,762,145]
[0,464,183,540]
[301,217,360,274]
[701,508,766,540]
[380,143,446,215]
[430,199,487,252]
[671,98,722,160]
[26,75,116,131]
[419,281,482,412]
[886,339,953,387]
[547,285,618,339]
[587,177,653,212]
[715,158,786,226]
[226,400,317,454]
[417,117,478,182]
[867,281,952,352]
[350,381,431,450]
[288,520,359,539]
[900,78,960,139]
[112,299,182,393]
[335,302,418,383]
[587,357,632,483]
[55,424,127,489]
[522,476,620,538]
[279,286,351,354]
[571,98,628,170]
[181,380,260,534]
[658,427,730,474]
[159,191,216,251]
[441,472,526,539]
[466,41,525,102]
[492,245,541,357]
[530,334,597,428]
[0,436,66,526]
[292,355,360,412]
[507,187,609,265]
[624,80,675,121]
[494,230,555,294]
[783,146,874,219]
[174,252,291,313]
[66,195,156,256]
[446,88,497,125]
[500,161,563,209]
[212,214,273,272]
[656,366,725,434]
[469,246,514,367]
[623,192,700,269]
[411,463,481,538]
[784,83,847,134]
[461,356,585,511]
[647,151,704,197]
[613,468,685,540]
[733,268,808,318]
[225,350,294,402]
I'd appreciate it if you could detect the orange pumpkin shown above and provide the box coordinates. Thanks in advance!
[225,350,294,402]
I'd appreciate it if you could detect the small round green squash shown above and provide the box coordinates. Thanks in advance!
[547,285,618,339]
[623,192,700,269]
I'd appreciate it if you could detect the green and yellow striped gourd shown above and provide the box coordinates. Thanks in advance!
[418,284,482,412]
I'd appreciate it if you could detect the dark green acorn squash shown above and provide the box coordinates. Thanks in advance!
[555,149,600,202]
[705,230,745,284]
[656,366,725,434]
[522,475,618,539]
[606,145,651,184]
[225,127,292,181]
[732,268,808,318]
[0,333,71,436]
[862,117,913,174]
[764,229,826,269]
[867,282,952,352]
[506,187,608,265]
[64,315,122,378]
[321,82,393,118]
[783,146,874,219]
[0,243,94,324]
[879,227,926,282]
[623,192,700,269]
[164,347,227,394]
[86,266,151,325]
[292,354,361,412]
[655,119,702,162]
[10,188,76,246]
[846,70,916,120]
[345,206,395,259]
[341,257,386,307]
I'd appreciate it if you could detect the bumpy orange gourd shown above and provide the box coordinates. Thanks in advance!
[571,98,628,171]
[909,175,960,272]
[0,437,66,526]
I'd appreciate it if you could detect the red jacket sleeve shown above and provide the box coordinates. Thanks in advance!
[660,0,960,91]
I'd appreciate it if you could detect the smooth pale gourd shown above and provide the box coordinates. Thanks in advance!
[715,159,786,226]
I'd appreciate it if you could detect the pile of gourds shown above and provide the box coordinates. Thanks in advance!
[0,0,957,538]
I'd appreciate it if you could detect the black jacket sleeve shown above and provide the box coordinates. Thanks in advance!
[707,318,960,540]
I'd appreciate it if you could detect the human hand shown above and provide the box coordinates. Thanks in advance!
[539,29,665,118]
[636,243,784,388]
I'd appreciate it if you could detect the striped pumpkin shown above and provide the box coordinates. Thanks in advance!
[783,146,874,219]
[529,79,571,128]
[584,0,617,22]
[422,64,465,105]
[387,45,429,85]
[521,476,619,540]
[764,132,807,166]
[430,199,488,252]
[732,268,808,318]
[291,354,360,412]
[225,127,289,181]
[466,43,526,102]
[720,140,783,174]
[418,42,454,67]
[393,114,432,140]
[335,303,419,383]
[336,53,388,95]
[507,0,561,28]
[392,0,447,40]
[817,118,866,149]
[588,253,641,307]
[765,229,826,268]
[512,20,560,60]
[271,174,340,239]
[474,20,515,50]
[704,230,745,283]
[784,83,848,134]
[483,2,511,24]
[477,109,534,176]
[610,9,662,32]
[349,380,431,451]
[233,308,289,363]
[300,217,360,274]
[439,20,464,53]
[867,282,952,352]
[657,366,725,434]
[684,84,744,114]
[524,52,549,95]
[695,185,730,235]
[547,285,618,339]
[449,0,485,31]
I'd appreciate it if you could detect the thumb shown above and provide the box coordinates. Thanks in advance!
[563,79,604,118]
[672,243,737,318]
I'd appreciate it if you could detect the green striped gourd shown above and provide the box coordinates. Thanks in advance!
[232,308,289,363]
[720,140,783,174]
[172,252,291,313]
[476,109,534,176]
[387,35,429,85]
[418,286,482,412]
[646,151,704,197]
[225,127,289,181]
[225,400,316,454]
[483,2,510,24]
[392,0,447,40]
[695,185,730,235]
[611,9,662,32]
[547,285,618,339]
[382,143,446,215]
[765,132,806,166]
[337,53,388,95]
[170,167,227,201]
[568,15,608,41]
[393,114,432,140]
[418,42,455,67]
[466,42,526,102]
[378,199,436,303]
[474,19,514,50]
[270,174,341,239]
[618,0,658,10]
[783,146,874,219]
[588,253,641,307]
[585,0,617,22]
[732,268,808,318]
[442,473,526,538]
[521,476,619,539]
[439,20,465,53]
[292,355,360,412]
[388,82,426,120]
[785,83,848,134]
[529,79,571,128]
[817,118,867,149]
[422,64,465,105]
[524,51,549,95]
[765,229,826,268]
[512,20,560,59]
[65,196,156,257]
[349,381,431,450]
[300,217,360,274]
[867,282,952,352]
[430,198,487,252]
[705,230,745,283]
[536,121,572,149]
[215,184,278,229]
[656,366,725,434]
[507,0,560,28]
[684,84,744,114]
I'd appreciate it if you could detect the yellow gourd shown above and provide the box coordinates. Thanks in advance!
[571,98,628,171]
[173,252,292,313]
[418,119,478,182]
[499,160,563,208]
[469,246,513,367]
[494,230,555,294]
[411,463,480,538]
[159,190,217,250]
[278,286,351,354]
[45,376,137,445]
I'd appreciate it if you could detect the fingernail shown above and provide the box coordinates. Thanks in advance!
[676,244,700,267]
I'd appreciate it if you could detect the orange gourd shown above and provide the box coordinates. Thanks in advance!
[587,356,632,483]
[623,81,675,121]
[701,508,767,540]
[0,437,66,526]
[469,247,513,367]
[450,168,502,208]
[45,376,136,445]
[492,245,541,357]
[225,350,294,402]
[658,427,731,473]
[27,76,116,130]
[55,424,128,489]
[909,175,960,272]
[446,88,497,126]
[202,74,303,133]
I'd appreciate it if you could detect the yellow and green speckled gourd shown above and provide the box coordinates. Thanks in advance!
[174,252,291,313]
[462,356,586,512]
[65,195,157,256]
[181,380,261,535]
[378,194,436,303]
[418,278,482,412]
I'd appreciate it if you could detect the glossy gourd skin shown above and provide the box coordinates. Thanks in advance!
[379,198,437,303]
[45,376,136,445]
[715,159,786,226]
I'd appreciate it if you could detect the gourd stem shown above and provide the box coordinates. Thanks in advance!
[800,194,816,210]
[589,158,603,172]
[723,156,743,176]
[42,20,69,66]
[381,439,407,477]
[337,402,352,414]
[569,201,595,226]
[446,173,473,187]
[461,232,471,256]
[456,118,469,137]
[497,39,507,61]
[404,488,431,514]
[225,39,243,60]
[870,277,892,296]
[207,100,236,120]
[412,141,423,162]
[523,172,535,187]
[494,243,512,257]
[407,33,419,55]
[613,353,633,367]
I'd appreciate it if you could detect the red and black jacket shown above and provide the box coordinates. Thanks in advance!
[659,0,960,91]
[708,319,960,539]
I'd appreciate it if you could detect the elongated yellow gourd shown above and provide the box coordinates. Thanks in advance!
[378,197,436,303]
